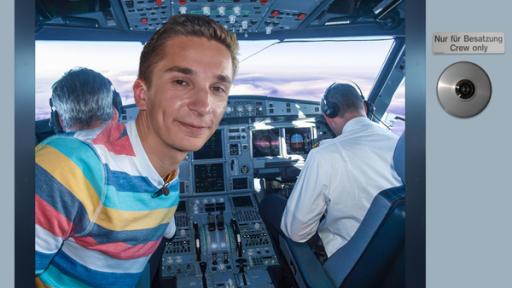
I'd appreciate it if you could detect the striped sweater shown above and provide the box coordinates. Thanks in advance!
[35,120,179,288]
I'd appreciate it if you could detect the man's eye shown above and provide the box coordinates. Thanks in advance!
[212,86,226,94]
[174,79,188,86]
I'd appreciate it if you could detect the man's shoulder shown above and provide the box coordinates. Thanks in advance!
[368,121,399,138]
[37,134,94,154]
[307,141,339,162]
[86,121,137,157]
[36,134,103,171]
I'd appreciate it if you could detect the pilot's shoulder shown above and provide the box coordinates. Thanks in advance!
[309,139,341,159]
[36,134,101,169]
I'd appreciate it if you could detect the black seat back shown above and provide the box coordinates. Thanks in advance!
[323,133,405,287]
[322,186,405,287]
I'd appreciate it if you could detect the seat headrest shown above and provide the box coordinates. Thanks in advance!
[393,133,405,183]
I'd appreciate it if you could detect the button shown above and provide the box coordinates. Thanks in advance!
[125,1,134,9]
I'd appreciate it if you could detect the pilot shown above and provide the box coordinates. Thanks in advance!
[35,15,238,288]
[262,82,401,262]
[47,67,121,134]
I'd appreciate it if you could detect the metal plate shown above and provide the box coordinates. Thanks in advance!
[437,61,492,118]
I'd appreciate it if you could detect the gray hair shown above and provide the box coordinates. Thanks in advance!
[51,67,114,130]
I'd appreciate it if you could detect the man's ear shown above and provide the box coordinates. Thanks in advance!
[133,79,148,111]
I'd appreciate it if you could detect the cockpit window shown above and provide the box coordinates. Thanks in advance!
[234,38,394,101]
[36,38,394,120]
[382,78,405,136]
[36,41,143,120]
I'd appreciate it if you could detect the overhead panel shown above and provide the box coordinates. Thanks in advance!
[120,0,321,35]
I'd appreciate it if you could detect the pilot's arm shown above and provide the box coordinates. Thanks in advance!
[35,137,103,275]
[280,148,332,242]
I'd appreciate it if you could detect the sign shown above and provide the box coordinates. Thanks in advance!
[432,32,504,54]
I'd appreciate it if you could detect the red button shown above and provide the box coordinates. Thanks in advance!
[140,17,148,25]
[260,0,268,5]
[297,13,306,20]
[271,10,280,17]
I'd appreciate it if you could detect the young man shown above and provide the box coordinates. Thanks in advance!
[35,15,238,287]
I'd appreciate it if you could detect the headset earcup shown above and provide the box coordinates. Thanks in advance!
[321,97,337,118]
[49,98,63,133]
[321,92,339,118]
[112,90,124,117]
[326,101,338,118]
[50,110,63,133]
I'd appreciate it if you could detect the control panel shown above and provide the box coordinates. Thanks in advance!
[121,96,329,287]
[224,96,321,119]
[119,0,322,35]
[162,194,278,288]
[123,96,327,196]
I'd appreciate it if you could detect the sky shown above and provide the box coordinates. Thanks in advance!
[35,38,404,133]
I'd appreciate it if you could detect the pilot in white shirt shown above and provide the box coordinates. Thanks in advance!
[280,82,402,257]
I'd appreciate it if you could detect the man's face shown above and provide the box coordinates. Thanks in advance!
[135,36,233,152]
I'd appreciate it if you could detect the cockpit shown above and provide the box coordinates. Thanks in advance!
[34,1,406,287]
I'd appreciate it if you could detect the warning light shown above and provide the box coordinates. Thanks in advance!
[140,17,148,25]
[297,13,306,20]
[271,10,280,17]
[178,0,186,5]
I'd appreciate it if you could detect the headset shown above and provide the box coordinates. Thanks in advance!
[321,82,374,118]
[49,89,124,134]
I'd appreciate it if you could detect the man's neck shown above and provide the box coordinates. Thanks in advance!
[338,112,366,136]
[135,114,186,178]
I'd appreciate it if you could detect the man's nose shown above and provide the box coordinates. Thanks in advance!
[188,86,211,115]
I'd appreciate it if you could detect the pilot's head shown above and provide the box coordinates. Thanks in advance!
[50,67,115,132]
[133,15,239,156]
[320,82,367,136]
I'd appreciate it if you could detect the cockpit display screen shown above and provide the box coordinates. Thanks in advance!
[252,129,280,157]
[194,163,225,193]
[231,195,253,208]
[193,129,223,160]
[177,200,186,213]
[285,127,313,155]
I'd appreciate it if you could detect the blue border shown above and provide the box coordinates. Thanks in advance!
[24,1,424,286]
[405,0,426,287]
[16,1,35,287]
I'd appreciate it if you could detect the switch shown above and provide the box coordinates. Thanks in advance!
[218,6,226,16]
[202,6,211,16]
[233,6,241,16]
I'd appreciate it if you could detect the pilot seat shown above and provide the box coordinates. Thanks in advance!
[278,133,405,288]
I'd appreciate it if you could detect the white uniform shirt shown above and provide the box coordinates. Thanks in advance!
[280,117,402,257]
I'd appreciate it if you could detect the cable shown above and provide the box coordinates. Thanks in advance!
[239,37,404,63]
[239,40,282,63]
[369,112,392,130]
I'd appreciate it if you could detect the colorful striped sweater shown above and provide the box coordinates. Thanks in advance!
[35,120,179,288]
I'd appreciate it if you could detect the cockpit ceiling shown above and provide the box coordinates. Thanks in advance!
[36,0,404,39]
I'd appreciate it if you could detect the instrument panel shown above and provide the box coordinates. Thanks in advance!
[123,96,327,287]
[161,194,277,288]
[119,0,322,34]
